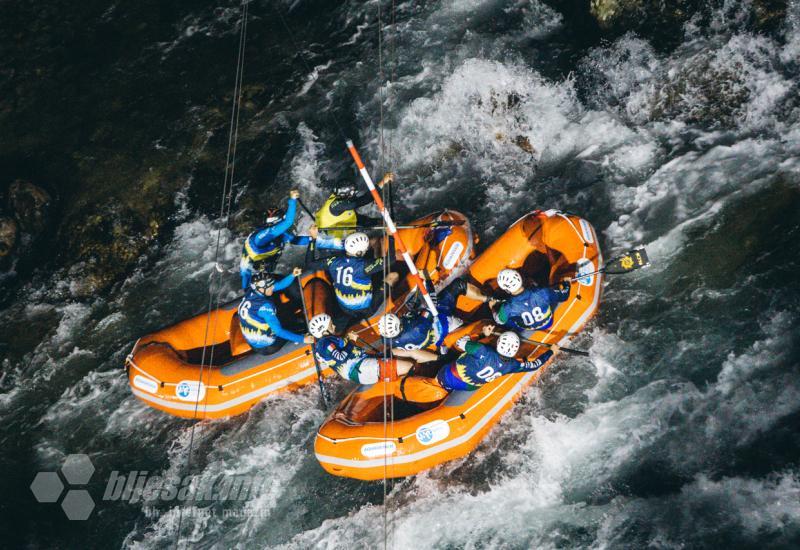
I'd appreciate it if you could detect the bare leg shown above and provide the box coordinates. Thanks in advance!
[396,358,414,376]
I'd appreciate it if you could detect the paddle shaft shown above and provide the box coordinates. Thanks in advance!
[354,335,382,353]
[524,337,589,357]
[297,198,315,219]
[297,276,329,407]
[492,331,589,357]
[567,268,605,282]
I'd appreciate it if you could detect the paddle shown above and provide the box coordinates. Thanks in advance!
[351,333,382,353]
[492,331,590,357]
[571,246,650,282]
[318,220,465,231]
[520,336,589,357]
[297,276,329,408]
[297,198,316,220]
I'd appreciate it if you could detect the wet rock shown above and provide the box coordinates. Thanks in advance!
[649,59,749,128]
[8,180,51,234]
[65,204,160,296]
[753,0,787,31]
[0,217,17,257]
[589,0,695,35]
[590,0,639,29]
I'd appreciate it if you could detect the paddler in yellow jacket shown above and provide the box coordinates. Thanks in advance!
[314,172,394,238]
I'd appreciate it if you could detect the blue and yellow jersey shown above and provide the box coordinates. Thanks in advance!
[239,197,344,289]
[237,276,304,348]
[436,341,553,391]
[314,335,366,382]
[495,285,569,331]
[322,255,384,312]
[386,278,466,350]
[392,314,438,351]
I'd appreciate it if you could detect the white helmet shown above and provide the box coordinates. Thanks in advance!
[308,313,332,339]
[497,268,523,293]
[496,331,520,358]
[344,232,370,256]
[378,313,402,338]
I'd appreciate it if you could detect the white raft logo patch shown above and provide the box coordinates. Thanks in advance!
[361,441,397,458]
[415,419,450,446]
[132,375,158,394]
[576,259,596,286]
[579,219,595,244]
[442,241,465,270]
[175,380,206,402]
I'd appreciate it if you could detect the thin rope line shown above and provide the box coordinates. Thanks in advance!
[376,2,397,548]
[174,1,249,546]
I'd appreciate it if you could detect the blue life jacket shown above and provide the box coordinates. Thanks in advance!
[389,277,463,350]
[314,335,366,382]
[237,290,280,348]
[240,199,300,289]
[392,312,451,350]
[498,286,568,331]
[436,342,553,391]
[324,256,382,312]
[237,274,305,348]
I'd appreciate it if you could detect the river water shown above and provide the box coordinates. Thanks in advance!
[2,0,800,548]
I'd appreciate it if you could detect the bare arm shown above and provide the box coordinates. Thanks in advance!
[392,348,438,363]
[465,282,490,303]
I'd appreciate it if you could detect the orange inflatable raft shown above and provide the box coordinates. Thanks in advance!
[314,209,603,480]
[125,210,475,419]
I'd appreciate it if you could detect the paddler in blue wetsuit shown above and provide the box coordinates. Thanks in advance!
[307,313,413,384]
[377,278,491,362]
[489,268,571,332]
[238,269,314,355]
[434,325,556,391]
[240,189,342,289]
[307,232,399,332]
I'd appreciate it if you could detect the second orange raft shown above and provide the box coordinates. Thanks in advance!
[314,209,603,480]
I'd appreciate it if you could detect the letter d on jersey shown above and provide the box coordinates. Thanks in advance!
[415,419,450,445]
[175,380,206,402]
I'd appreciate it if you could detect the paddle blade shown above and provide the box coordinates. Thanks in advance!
[603,247,650,275]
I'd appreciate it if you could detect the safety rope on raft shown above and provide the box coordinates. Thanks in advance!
[174,1,250,547]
